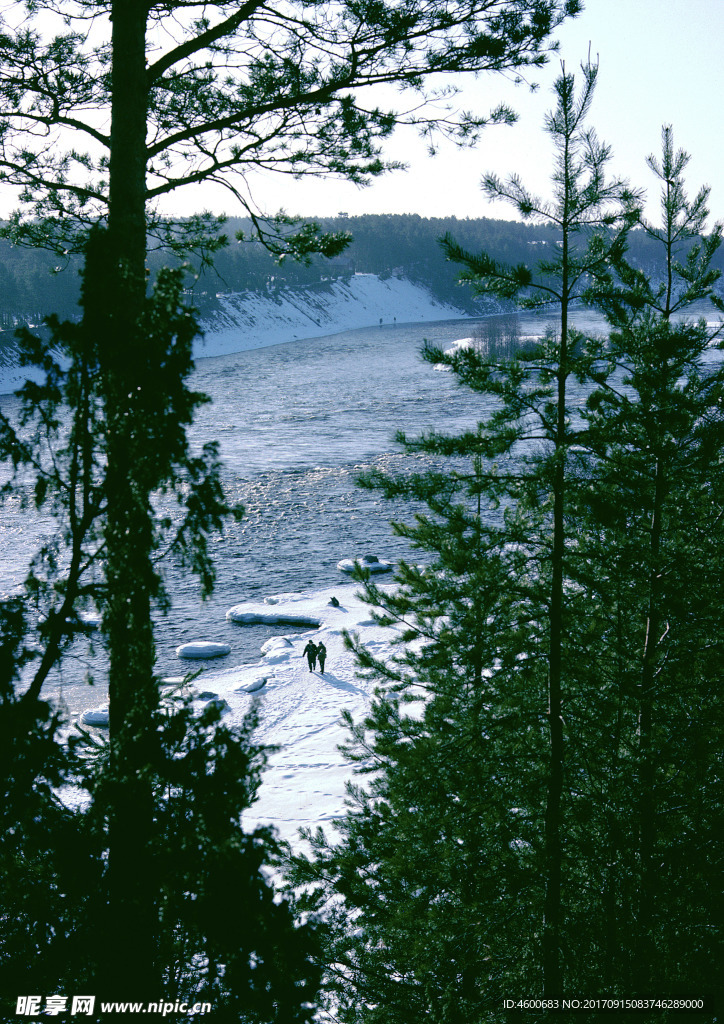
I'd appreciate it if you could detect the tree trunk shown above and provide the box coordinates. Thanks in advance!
[100,0,159,1004]
[543,238,568,1002]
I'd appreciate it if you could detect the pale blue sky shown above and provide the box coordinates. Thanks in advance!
[229,0,724,225]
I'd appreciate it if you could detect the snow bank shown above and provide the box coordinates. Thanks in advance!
[0,275,467,394]
[196,274,467,360]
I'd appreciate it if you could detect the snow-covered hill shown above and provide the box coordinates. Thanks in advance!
[196,273,468,359]
[0,275,468,394]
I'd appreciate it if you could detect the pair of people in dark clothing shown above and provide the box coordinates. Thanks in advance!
[302,640,327,673]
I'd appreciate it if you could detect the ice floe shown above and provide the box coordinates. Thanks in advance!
[176,641,232,660]
[79,704,109,728]
[226,592,323,627]
[337,555,393,574]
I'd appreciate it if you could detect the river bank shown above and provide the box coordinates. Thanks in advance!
[0,274,471,394]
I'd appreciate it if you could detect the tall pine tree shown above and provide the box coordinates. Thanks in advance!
[0,249,322,1020]
[440,62,640,994]
[579,125,724,1001]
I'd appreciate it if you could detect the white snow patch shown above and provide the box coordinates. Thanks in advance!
[447,337,476,353]
[433,332,544,370]
[337,555,394,574]
[77,611,102,629]
[432,336,476,370]
[176,640,231,660]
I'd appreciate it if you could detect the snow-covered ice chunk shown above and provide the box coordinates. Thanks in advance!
[337,555,393,574]
[226,607,320,626]
[80,704,109,727]
[176,641,231,660]
[260,637,296,664]
[260,636,294,654]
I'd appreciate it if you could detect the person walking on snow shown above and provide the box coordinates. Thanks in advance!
[302,640,318,672]
[317,641,327,673]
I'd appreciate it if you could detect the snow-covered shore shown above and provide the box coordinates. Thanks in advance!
[0,274,468,394]
[206,583,395,846]
[196,273,466,358]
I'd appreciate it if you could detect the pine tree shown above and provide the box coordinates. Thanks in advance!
[0,249,322,1019]
[438,59,639,997]
[579,126,724,1000]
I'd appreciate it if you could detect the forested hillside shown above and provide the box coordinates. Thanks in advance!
[205,214,566,312]
[2,214,722,327]
[0,243,84,326]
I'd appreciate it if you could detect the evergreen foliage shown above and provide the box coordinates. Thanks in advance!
[0,600,101,1005]
[576,125,724,1002]
[90,696,322,1022]
[289,79,724,1020]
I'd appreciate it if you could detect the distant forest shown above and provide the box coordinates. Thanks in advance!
[2,213,723,326]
